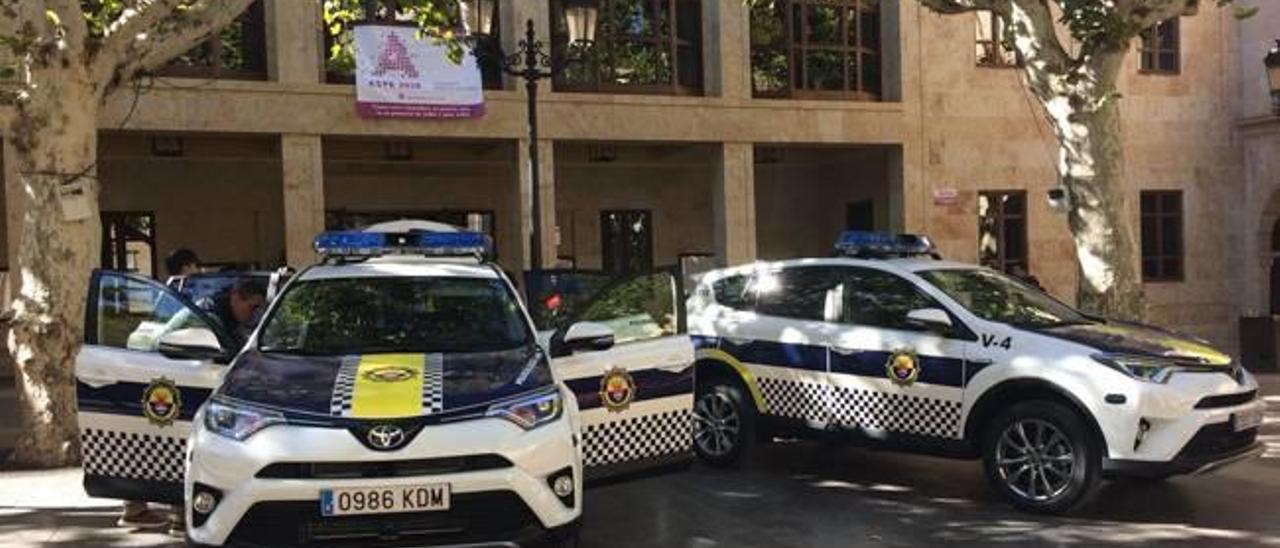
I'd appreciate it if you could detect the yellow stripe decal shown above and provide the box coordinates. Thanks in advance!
[350,354,425,419]
[697,348,769,413]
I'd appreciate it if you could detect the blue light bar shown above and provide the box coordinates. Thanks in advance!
[313,230,493,259]
[835,231,936,258]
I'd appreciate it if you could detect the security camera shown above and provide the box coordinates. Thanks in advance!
[1047,186,1070,214]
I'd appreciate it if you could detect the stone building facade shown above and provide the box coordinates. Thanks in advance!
[0,0,1271,353]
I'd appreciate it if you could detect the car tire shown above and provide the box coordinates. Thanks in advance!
[693,381,755,467]
[981,400,1101,514]
[544,529,580,548]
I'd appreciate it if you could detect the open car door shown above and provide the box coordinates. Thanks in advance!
[527,269,695,481]
[77,271,233,503]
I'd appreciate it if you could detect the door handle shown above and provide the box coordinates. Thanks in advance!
[968,358,995,366]
[723,337,753,347]
[79,375,118,388]
[830,346,864,356]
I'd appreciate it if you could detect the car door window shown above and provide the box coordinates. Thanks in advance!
[841,268,950,333]
[578,272,678,345]
[712,274,755,311]
[754,266,846,322]
[92,272,218,352]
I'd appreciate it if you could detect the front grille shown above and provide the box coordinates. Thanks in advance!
[226,491,539,547]
[1178,422,1258,459]
[1194,390,1258,410]
[256,454,512,480]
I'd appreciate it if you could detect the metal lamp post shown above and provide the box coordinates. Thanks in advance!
[1267,40,1280,116]
[460,1,598,270]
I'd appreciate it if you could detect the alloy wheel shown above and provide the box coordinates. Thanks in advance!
[995,418,1076,503]
[693,391,740,458]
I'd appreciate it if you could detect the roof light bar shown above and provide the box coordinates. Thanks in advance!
[314,230,493,259]
[835,231,937,258]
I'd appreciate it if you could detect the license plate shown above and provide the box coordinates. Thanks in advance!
[1234,407,1264,432]
[320,484,450,517]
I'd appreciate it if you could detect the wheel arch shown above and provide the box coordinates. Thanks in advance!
[693,350,768,414]
[963,378,1108,456]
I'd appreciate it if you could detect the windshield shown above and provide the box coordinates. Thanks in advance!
[918,268,1092,329]
[258,276,532,355]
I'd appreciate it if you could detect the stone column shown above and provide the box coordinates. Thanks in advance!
[714,143,756,266]
[517,139,557,270]
[3,139,21,307]
[281,135,325,268]
[266,0,323,84]
[707,0,752,100]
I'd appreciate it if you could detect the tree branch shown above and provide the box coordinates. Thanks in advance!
[46,0,88,59]
[91,0,256,99]
[915,0,1008,15]
[1128,0,1201,30]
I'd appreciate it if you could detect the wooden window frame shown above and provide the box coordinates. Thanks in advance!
[1140,190,1184,283]
[978,190,1028,274]
[750,0,882,101]
[1139,17,1180,75]
[551,0,704,96]
[975,10,1019,69]
[157,0,267,81]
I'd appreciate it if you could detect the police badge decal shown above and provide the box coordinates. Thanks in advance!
[598,367,636,413]
[885,350,920,387]
[141,377,182,427]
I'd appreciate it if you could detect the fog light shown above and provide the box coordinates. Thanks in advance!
[1134,418,1151,451]
[192,491,217,515]
[552,474,574,498]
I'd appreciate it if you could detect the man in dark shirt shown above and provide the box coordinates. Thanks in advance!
[200,277,268,349]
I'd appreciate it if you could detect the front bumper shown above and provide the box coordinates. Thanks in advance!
[185,413,581,547]
[1095,367,1266,477]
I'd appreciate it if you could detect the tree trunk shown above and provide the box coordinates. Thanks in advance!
[6,66,101,468]
[1052,93,1144,320]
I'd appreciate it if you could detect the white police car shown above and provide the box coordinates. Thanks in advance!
[74,229,695,546]
[688,232,1265,513]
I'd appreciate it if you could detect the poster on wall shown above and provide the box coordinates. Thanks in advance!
[354,25,485,119]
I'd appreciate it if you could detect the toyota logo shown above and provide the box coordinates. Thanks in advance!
[366,425,407,450]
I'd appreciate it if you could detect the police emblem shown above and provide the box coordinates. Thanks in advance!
[598,367,636,413]
[141,378,182,427]
[885,350,920,386]
[362,366,417,383]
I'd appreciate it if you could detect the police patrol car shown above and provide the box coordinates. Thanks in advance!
[687,232,1265,513]
[74,228,695,547]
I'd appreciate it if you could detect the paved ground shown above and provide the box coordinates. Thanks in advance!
[2,375,1277,548]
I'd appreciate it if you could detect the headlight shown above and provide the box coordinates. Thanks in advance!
[486,387,563,430]
[203,398,286,441]
[1092,354,1179,383]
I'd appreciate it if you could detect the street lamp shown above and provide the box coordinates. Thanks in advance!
[1266,40,1280,116]
[460,1,598,270]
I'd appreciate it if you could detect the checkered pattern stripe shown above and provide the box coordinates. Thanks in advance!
[756,377,962,439]
[828,385,962,439]
[583,409,692,468]
[330,355,360,417]
[422,354,444,414]
[757,377,829,423]
[81,429,185,483]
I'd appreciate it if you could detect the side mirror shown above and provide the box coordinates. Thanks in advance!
[158,327,230,362]
[561,322,615,354]
[906,308,953,332]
